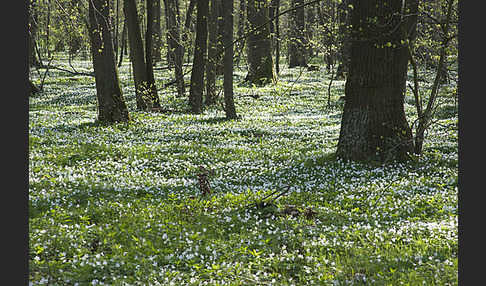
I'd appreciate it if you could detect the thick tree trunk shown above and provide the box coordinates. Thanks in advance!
[146,0,161,108]
[88,0,130,123]
[189,0,209,114]
[288,0,307,68]
[246,0,274,85]
[336,0,418,162]
[164,0,186,97]
[124,0,152,110]
[222,0,237,119]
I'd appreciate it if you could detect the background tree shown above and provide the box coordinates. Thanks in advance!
[152,0,163,63]
[88,0,130,123]
[164,0,185,97]
[222,0,237,119]
[145,0,161,108]
[124,0,152,110]
[336,0,418,162]
[246,0,275,86]
[288,0,307,68]
[409,0,457,155]
[205,0,222,106]
[189,0,209,113]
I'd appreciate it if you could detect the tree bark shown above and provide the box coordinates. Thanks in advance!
[88,0,130,123]
[288,0,307,68]
[246,0,274,85]
[222,0,237,119]
[189,0,209,114]
[336,0,418,162]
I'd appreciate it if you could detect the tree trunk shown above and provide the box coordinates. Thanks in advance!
[28,0,41,68]
[146,0,161,108]
[153,0,162,63]
[222,0,237,119]
[274,0,280,75]
[205,0,221,106]
[189,0,209,114]
[164,0,186,97]
[413,0,454,155]
[88,0,130,123]
[246,0,274,85]
[288,0,307,68]
[336,0,418,162]
[335,0,351,79]
[236,0,246,65]
[118,19,127,67]
[124,0,152,110]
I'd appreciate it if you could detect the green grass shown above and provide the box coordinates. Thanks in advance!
[29,56,458,285]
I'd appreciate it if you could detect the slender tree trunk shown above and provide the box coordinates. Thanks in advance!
[124,0,152,110]
[118,19,127,67]
[183,0,197,63]
[222,0,237,119]
[146,0,161,108]
[246,0,274,85]
[413,0,454,155]
[153,0,162,63]
[29,0,40,68]
[88,0,130,123]
[288,0,307,68]
[46,0,52,58]
[29,0,40,95]
[305,2,315,58]
[164,0,185,97]
[114,0,120,62]
[236,0,246,65]
[189,0,209,114]
[274,0,280,75]
[336,0,418,162]
[205,0,220,106]
[335,0,351,79]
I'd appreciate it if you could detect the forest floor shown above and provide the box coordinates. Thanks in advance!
[29,55,458,285]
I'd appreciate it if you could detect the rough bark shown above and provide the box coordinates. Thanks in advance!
[222,0,237,119]
[288,0,307,68]
[189,0,209,113]
[336,0,418,162]
[246,0,274,85]
[88,0,130,123]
